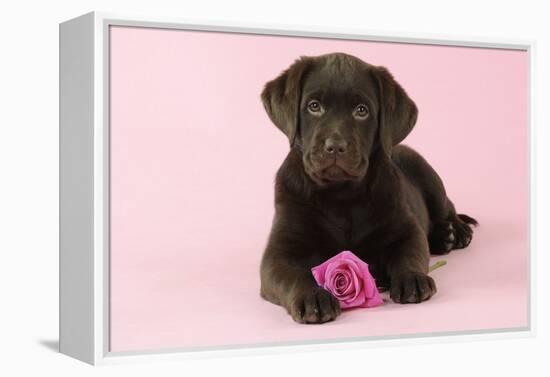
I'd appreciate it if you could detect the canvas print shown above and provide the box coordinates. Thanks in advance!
[108,25,528,352]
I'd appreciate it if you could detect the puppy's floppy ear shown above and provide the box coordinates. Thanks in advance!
[261,57,313,146]
[374,66,418,155]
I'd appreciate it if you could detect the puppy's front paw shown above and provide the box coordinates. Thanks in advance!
[390,273,437,304]
[288,287,341,324]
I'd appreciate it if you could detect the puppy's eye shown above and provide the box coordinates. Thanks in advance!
[353,104,369,119]
[307,100,324,115]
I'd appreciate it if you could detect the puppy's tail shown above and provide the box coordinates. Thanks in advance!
[457,213,479,227]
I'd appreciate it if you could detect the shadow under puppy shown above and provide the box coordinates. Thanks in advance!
[259,53,477,324]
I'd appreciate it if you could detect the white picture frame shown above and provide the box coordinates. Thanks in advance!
[59,11,536,365]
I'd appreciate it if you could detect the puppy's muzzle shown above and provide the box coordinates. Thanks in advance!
[324,137,348,156]
[307,136,366,184]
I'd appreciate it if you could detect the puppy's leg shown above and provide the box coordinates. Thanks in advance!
[426,171,478,254]
[385,224,437,304]
[260,210,341,324]
[392,145,478,254]
[261,252,341,324]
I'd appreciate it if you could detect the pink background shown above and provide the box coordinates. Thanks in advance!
[109,26,528,352]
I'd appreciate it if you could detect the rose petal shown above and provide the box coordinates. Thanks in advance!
[339,259,363,301]
[332,271,352,295]
[324,263,350,291]
[329,261,363,305]
[335,274,348,289]
[311,250,383,309]
[357,260,383,308]
[341,293,368,308]
[329,270,351,298]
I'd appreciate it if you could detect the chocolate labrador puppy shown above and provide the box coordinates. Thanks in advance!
[259,53,477,324]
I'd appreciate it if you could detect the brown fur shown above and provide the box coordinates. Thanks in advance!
[259,53,477,324]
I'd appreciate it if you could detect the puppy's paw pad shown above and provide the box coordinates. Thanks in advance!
[288,288,341,324]
[429,215,475,254]
[429,221,456,254]
[390,273,436,304]
[451,215,475,250]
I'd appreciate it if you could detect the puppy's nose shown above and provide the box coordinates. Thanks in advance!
[324,137,348,155]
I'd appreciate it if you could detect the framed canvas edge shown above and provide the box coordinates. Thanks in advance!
[98,10,534,50]
[59,10,536,366]
[101,327,533,366]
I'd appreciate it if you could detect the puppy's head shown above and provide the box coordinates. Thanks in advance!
[261,53,417,186]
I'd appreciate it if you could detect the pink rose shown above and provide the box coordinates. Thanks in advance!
[311,250,383,309]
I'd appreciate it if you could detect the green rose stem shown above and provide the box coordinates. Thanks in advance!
[428,260,447,273]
